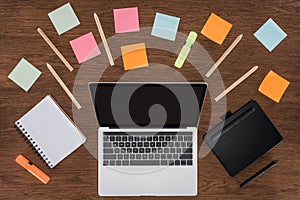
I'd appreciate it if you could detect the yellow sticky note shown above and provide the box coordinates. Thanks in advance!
[258,70,290,103]
[121,43,148,70]
[201,13,232,45]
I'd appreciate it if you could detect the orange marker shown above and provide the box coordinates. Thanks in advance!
[15,155,50,184]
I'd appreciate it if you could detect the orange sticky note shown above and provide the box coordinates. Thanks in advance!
[121,43,148,70]
[201,13,232,45]
[259,70,290,103]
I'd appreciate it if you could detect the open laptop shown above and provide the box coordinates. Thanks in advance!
[89,82,207,196]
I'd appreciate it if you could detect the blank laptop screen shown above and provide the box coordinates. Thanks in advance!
[90,82,207,128]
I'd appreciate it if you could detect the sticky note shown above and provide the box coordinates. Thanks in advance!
[259,70,290,103]
[48,3,80,35]
[201,13,232,45]
[70,32,101,64]
[8,58,42,92]
[113,7,140,33]
[121,43,148,70]
[151,12,180,41]
[254,18,287,52]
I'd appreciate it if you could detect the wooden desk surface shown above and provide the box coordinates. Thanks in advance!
[0,0,299,199]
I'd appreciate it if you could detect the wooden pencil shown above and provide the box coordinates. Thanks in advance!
[46,63,81,109]
[37,28,73,72]
[215,66,258,102]
[206,34,243,78]
[94,13,114,66]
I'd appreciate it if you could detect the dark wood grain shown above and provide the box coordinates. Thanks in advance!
[0,0,299,199]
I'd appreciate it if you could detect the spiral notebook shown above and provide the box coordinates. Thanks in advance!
[15,95,86,168]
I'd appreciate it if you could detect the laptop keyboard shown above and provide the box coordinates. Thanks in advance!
[102,132,193,166]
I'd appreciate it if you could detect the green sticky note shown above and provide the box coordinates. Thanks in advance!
[48,3,80,35]
[8,58,42,92]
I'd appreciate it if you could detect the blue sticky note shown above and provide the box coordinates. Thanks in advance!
[151,12,180,41]
[254,18,287,52]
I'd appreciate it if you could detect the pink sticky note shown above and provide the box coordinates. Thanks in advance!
[70,32,101,64]
[113,7,140,33]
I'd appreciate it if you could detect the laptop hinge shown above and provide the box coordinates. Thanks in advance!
[101,127,196,130]
[186,127,196,130]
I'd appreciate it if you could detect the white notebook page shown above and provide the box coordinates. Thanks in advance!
[16,95,86,168]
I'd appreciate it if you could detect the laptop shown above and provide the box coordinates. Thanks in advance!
[89,82,207,196]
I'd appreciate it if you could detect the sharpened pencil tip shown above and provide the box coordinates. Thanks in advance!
[240,34,243,37]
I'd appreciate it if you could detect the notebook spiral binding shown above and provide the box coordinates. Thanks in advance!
[15,122,54,168]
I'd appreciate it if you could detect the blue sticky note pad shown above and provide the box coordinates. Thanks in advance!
[254,18,287,52]
[48,3,80,35]
[151,12,180,41]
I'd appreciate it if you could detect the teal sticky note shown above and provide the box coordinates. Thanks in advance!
[48,3,80,35]
[151,12,180,41]
[254,18,287,52]
[8,58,42,92]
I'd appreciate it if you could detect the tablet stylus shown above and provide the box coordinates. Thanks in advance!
[240,160,278,188]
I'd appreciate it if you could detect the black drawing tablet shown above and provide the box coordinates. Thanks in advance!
[204,100,283,177]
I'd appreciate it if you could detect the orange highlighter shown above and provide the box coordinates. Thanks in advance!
[15,155,50,184]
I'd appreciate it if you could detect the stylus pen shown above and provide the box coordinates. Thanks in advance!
[240,160,278,188]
